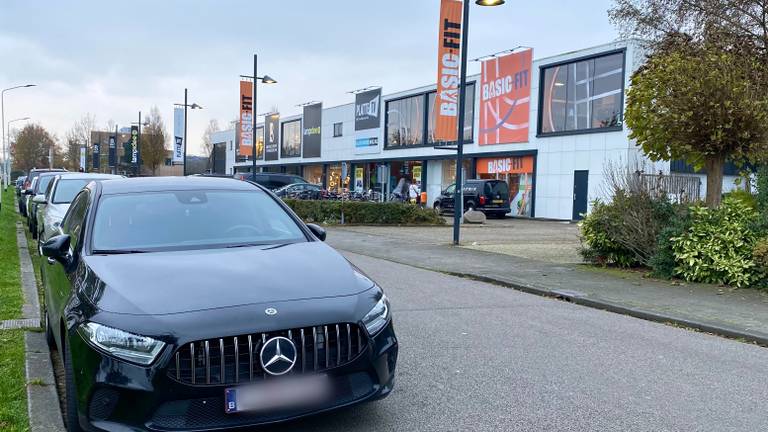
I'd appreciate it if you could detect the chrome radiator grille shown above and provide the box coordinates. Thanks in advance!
[168,324,367,385]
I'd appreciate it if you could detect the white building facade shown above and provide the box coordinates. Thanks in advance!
[220,40,740,220]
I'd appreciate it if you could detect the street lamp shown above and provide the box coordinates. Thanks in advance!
[1,84,36,188]
[174,89,203,176]
[452,0,504,245]
[241,54,277,176]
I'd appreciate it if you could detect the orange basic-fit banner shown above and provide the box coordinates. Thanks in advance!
[476,156,534,175]
[434,0,463,142]
[239,80,254,157]
[479,49,532,145]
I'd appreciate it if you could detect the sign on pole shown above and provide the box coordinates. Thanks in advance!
[93,142,101,170]
[239,80,254,157]
[434,0,464,142]
[173,107,184,163]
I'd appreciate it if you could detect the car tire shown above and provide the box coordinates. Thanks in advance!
[64,342,84,432]
[44,311,55,349]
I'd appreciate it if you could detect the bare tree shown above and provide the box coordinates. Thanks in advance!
[201,119,221,161]
[141,106,169,176]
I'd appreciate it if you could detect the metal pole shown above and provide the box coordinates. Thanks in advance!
[452,0,470,245]
[137,111,142,176]
[113,125,118,175]
[252,54,258,176]
[1,90,6,189]
[183,88,188,176]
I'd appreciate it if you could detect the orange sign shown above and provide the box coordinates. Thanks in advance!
[479,49,532,145]
[239,80,254,156]
[434,0,463,142]
[476,156,534,175]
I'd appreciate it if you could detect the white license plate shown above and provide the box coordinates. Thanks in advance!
[224,374,330,414]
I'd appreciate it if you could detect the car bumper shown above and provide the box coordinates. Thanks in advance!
[69,321,398,431]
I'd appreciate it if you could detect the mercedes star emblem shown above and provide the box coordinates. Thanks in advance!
[259,336,297,376]
[265,307,278,316]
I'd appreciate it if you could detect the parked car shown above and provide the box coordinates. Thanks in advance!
[20,168,66,217]
[274,183,323,200]
[40,176,397,431]
[433,179,511,218]
[36,173,124,244]
[15,176,27,197]
[234,172,308,190]
[26,172,64,238]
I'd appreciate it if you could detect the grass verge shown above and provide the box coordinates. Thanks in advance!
[0,330,28,432]
[0,188,23,320]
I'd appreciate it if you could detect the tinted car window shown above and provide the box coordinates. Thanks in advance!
[62,191,90,250]
[92,190,307,252]
[53,179,92,204]
[485,181,509,197]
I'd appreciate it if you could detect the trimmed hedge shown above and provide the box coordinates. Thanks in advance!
[284,199,445,225]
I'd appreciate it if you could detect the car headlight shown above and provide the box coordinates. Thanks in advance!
[78,322,166,365]
[362,294,390,335]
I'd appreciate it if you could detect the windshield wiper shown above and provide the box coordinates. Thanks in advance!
[92,249,149,255]
[225,243,271,249]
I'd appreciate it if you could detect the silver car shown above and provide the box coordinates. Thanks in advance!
[36,173,124,243]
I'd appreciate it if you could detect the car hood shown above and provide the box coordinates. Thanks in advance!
[82,241,374,316]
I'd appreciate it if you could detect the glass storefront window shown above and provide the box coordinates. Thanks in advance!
[427,83,475,143]
[539,51,624,135]
[281,120,301,158]
[304,165,323,185]
[476,156,535,217]
[441,159,473,190]
[327,163,349,192]
[385,95,424,147]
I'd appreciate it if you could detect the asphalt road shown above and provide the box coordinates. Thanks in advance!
[260,252,768,432]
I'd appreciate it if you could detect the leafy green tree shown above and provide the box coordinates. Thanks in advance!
[11,124,59,172]
[625,36,768,207]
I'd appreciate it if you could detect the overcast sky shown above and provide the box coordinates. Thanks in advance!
[0,0,618,155]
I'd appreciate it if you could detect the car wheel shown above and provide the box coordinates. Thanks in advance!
[44,311,55,349]
[64,342,84,432]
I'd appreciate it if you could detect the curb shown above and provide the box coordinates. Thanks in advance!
[443,271,768,347]
[25,332,66,432]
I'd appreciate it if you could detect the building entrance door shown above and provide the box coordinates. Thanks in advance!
[572,170,589,220]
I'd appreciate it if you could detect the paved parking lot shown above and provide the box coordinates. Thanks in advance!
[256,252,768,431]
[335,218,583,264]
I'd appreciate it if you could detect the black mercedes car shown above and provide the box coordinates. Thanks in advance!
[41,177,397,431]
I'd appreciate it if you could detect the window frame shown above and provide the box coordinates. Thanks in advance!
[333,122,343,137]
[536,48,626,138]
[384,81,476,150]
[280,119,302,159]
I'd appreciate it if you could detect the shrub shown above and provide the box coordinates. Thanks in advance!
[723,189,757,209]
[284,200,445,225]
[752,237,768,287]
[672,197,759,288]
[579,200,638,267]
[648,206,691,279]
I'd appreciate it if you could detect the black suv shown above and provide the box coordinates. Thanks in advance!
[233,172,307,190]
[434,179,510,218]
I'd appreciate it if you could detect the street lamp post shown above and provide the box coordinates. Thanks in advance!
[452,0,504,245]
[1,84,36,188]
[241,54,277,176]
[174,89,202,176]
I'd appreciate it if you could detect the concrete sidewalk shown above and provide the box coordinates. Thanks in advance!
[326,226,768,345]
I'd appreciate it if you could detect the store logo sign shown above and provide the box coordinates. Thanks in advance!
[355,137,378,148]
[487,157,524,174]
[355,88,382,131]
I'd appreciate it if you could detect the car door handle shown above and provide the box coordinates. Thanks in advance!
[47,257,56,265]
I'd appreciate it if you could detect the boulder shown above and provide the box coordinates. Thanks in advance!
[463,209,486,224]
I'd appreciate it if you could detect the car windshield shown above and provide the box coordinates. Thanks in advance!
[92,190,307,252]
[37,176,55,193]
[53,179,91,204]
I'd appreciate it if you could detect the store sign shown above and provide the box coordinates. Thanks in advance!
[302,103,322,158]
[354,88,381,131]
[173,106,184,163]
[355,137,378,148]
[476,156,534,175]
[265,113,280,161]
[479,49,532,145]
[239,80,254,157]
[130,125,139,167]
[92,142,100,169]
[108,136,116,168]
[434,0,463,142]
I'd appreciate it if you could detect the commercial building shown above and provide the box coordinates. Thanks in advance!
[218,40,740,220]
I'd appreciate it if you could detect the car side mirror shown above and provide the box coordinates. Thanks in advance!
[32,195,46,204]
[24,189,34,195]
[41,235,71,264]
[306,223,326,241]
